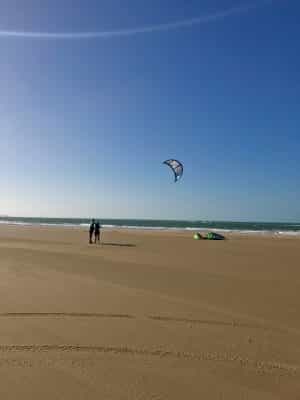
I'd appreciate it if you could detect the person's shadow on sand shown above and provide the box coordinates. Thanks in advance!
[101,242,136,248]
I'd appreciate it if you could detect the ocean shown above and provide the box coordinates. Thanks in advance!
[0,217,300,236]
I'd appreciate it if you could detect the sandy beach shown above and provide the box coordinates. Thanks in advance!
[0,224,299,399]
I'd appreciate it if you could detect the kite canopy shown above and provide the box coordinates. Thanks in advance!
[163,159,183,182]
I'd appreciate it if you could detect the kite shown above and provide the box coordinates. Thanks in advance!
[163,159,183,182]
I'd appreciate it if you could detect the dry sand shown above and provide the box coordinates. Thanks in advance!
[0,225,299,399]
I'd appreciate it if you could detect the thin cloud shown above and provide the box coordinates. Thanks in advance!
[0,1,272,40]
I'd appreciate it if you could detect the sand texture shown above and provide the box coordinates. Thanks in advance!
[0,225,299,399]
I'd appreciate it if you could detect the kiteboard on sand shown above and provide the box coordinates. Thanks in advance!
[194,232,225,240]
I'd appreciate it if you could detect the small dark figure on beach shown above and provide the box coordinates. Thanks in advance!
[95,221,101,244]
[89,219,95,244]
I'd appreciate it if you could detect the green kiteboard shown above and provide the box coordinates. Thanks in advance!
[193,232,225,240]
[206,232,225,240]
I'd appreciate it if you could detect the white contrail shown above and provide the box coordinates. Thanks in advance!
[0,1,272,40]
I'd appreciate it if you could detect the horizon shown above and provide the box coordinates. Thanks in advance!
[1,215,300,225]
[1,0,300,222]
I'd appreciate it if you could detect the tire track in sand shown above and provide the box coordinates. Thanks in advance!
[0,344,297,376]
[147,315,278,332]
[0,313,290,334]
[0,313,134,319]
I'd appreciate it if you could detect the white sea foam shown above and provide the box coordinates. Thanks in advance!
[275,231,300,236]
[0,220,32,226]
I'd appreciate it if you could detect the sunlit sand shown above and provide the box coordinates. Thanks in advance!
[0,225,299,399]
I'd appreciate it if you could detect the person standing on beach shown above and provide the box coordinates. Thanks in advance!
[89,219,95,244]
[94,221,101,244]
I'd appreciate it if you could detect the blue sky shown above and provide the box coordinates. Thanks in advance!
[0,0,299,221]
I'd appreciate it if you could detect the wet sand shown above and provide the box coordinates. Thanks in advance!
[0,225,299,399]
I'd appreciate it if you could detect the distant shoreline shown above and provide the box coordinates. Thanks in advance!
[0,220,300,238]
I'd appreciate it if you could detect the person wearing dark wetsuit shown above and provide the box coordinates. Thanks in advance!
[94,221,101,244]
[89,219,95,244]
